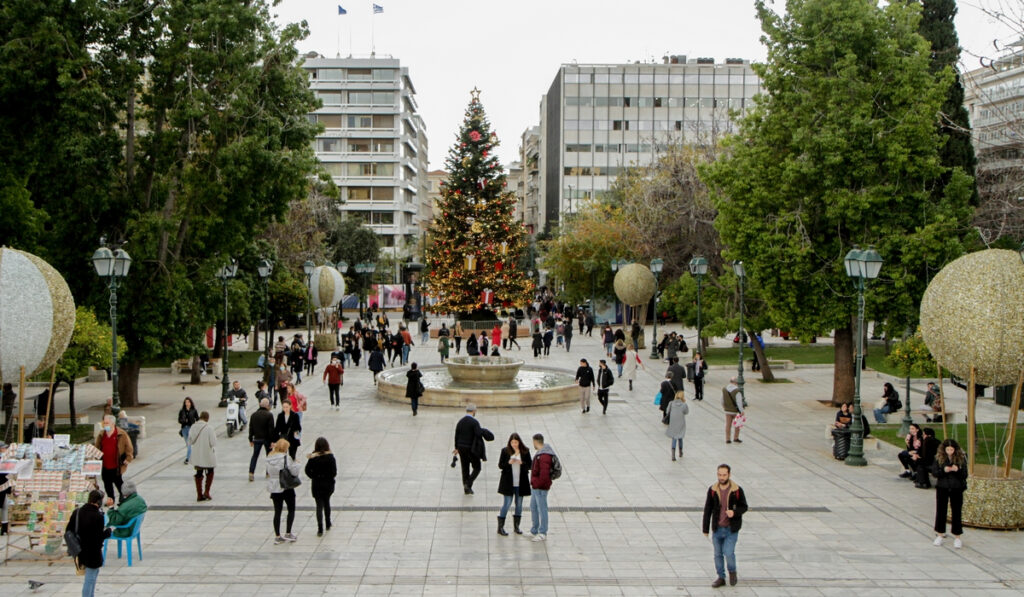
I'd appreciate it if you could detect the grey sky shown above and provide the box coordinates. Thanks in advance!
[273,0,1013,169]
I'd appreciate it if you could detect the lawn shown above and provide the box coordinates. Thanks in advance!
[0,423,96,444]
[139,351,264,369]
[872,423,1024,471]
[701,343,903,376]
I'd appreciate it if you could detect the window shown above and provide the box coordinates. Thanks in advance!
[565,120,578,130]
[319,69,344,81]
[318,92,342,105]
[348,68,372,81]
[595,73,622,84]
[348,91,373,105]
[699,98,714,108]
[612,120,629,131]
[565,97,593,106]
[577,120,593,130]
[348,187,371,201]
[623,73,638,84]
[637,120,654,131]
[669,74,684,84]
[564,72,592,83]
[373,69,396,81]
[674,121,683,131]
[729,73,746,85]
[373,114,394,128]
[638,97,654,107]
[565,167,592,175]
[654,97,663,107]
[379,235,396,247]
[668,97,684,107]
[654,73,669,84]
[638,74,654,84]
[347,115,373,128]
[373,187,394,201]
[566,144,592,152]
[346,163,395,177]
[372,92,394,105]
[318,138,343,152]
[317,114,343,128]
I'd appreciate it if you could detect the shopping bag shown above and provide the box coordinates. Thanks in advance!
[653,392,662,406]
[732,413,747,429]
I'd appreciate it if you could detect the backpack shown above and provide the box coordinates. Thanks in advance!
[65,507,83,558]
[549,453,563,480]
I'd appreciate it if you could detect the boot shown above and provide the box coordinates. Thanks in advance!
[672,448,677,462]
[497,516,508,536]
[194,474,205,502]
[678,445,683,458]
[628,380,633,391]
[513,515,522,535]
[203,469,214,500]
[1,522,8,536]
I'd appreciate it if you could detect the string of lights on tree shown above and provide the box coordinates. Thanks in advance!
[425,89,533,314]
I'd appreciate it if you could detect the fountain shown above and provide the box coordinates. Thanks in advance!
[377,355,580,408]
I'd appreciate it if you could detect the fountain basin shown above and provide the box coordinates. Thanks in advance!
[445,356,524,384]
[377,364,579,408]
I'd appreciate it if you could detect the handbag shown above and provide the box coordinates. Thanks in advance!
[279,455,302,490]
[653,392,662,406]
[732,413,747,429]
[65,507,83,558]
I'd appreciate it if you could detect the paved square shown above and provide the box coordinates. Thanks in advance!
[2,326,1022,596]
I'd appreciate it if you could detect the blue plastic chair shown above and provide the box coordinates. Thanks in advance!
[103,513,144,566]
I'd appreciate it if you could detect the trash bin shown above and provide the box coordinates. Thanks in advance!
[832,428,851,460]
[995,385,1015,407]
[126,428,140,458]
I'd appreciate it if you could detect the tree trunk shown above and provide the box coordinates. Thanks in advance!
[833,322,855,405]
[118,360,142,407]
[250,323,259,352]
[190,355,202,385]
[748,329,775,382]
[66,379,77,430]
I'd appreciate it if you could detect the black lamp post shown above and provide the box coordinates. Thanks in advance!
[303,260,315,344]
[689,256,708,353]
[215,259,239,403]
[258,259,273,355]
[355,262,376,321]
[648,258,664,359]
[92,244,132,409]
[844,246,883,467]
[732,261,746,401]
[336,261,349,326]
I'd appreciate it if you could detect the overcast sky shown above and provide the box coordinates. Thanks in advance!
[273,0,1016,169]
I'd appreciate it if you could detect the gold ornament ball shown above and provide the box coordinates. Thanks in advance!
[470,221,483,234]
[613,263,657,306]
[461,156,472,167]
[920,249,1024,387]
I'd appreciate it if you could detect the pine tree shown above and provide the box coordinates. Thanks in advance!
[919,0,978,205]
[425,91,533,315]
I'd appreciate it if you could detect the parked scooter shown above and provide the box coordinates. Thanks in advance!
[225,394,246,437]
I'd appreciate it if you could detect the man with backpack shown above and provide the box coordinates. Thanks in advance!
[529,433,561,542]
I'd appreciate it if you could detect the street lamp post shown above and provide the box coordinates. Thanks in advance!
[215,259,239,403]
[303,260,315,344]
[845,246,883,467]
[257,259,273,355]
[732,261,746,401]
[336,261,349,330]
[355,262,376,322]
[648,258,664,360]
[689,256,708,353]
[92,244,132,409]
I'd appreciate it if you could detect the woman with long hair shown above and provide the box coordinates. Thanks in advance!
[665,391,689,461]
[496,432,532,536]
[275,400,302,459]
[266,439,301,544]
[177,397,199,465]
[931,438,968,548]
[305,437,337,537]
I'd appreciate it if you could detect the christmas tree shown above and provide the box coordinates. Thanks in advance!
[425,90,533,315]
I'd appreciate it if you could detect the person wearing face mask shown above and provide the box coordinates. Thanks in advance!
[94,414,134,501]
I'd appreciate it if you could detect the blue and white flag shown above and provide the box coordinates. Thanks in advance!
[372,4,383,13]
[338,5,347,14]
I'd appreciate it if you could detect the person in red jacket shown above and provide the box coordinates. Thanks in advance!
[322,358,344,410]
[529,433,559,542]
[701,464,749,588]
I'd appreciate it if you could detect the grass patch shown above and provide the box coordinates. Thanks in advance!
[0,424,96,444]
[872,423,1024,469]
[754,378,794,383]
[138,351,264,369]
[701,344,904,377]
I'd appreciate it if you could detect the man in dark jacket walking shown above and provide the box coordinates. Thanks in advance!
[67,489,111,597]
[248,398,276,482]
[667,358,686,393]
[453,403,493,494]
[529,433,558,541]
[702,464,749,588]
[575,359,595,414]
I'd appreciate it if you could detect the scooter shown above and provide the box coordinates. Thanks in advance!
[225,395,246,437]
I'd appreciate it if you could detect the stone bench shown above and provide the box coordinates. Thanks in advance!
[766,358,795,370]
[170,357,222,377]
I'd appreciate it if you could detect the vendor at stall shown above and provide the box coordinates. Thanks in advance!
[103,478,146,537]
[24,417,54,441]
[94,415,134,502]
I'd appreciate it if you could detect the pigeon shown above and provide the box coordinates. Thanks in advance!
[28,580,45,590]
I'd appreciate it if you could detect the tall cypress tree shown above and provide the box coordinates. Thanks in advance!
[919,0,978,205]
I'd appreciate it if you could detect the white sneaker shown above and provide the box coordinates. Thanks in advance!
[933,535,944,547]
[531,534,546,542]
[954,538,963,549]
[284,533,298,542]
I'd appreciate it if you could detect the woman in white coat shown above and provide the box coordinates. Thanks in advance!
[188,411,217,501]
[623,348,645,392]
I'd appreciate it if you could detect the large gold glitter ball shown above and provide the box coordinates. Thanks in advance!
[920,249,1024,387]
[613,263,657,306]
[0,247,76,384]
[310,265,346,309]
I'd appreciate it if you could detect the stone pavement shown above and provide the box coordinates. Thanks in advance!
[2,323,1023,596]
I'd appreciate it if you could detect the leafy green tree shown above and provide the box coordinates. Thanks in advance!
[327,216,381,299]
[55,308,121,429]
[701,0,974,403]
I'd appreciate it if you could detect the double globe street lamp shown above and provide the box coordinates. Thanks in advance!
[257,259,273,354]
[689,256,708,353]
[648,258,664,360]
[844,246,883,467]
[353,262,377,321]
[92,244,132,409]
[732,261,746,401]
[215,260,239,404]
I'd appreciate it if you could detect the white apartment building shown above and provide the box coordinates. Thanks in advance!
[964,49,1024,208]
[303,53,429,261]
[538,56,760,232]
[519,126,543,235]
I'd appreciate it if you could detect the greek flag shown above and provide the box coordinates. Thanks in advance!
[372,4,383,13]
[338,5,347,14]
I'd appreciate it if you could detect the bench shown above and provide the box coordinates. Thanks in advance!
[910,409,960,424]
[53,413,89,424]
[766,358,795,370]
[170,357,222,377]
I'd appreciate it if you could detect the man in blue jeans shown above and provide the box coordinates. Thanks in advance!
[702,464,749,588]
[247,399,276,482]
[529,433,558,542]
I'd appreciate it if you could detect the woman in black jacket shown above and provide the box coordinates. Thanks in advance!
[305,437,338,537]
[275,400,302,458]
[406,362,424,416]
[67,489,111,596]
[931,438,968,548]
[659,373,676,422]
[178,397,199,465]
[496,432,531,536]
[368,348,385,384]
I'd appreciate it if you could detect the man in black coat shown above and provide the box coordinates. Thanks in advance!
[247,398,276,482]
[453,403,493,494]
[67,489,111,594]
[667,358,686,393]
